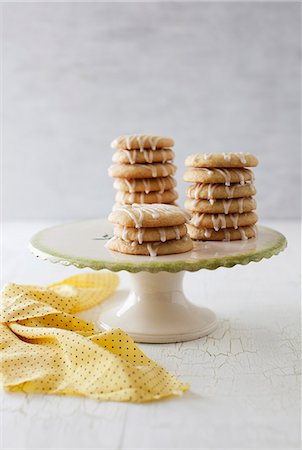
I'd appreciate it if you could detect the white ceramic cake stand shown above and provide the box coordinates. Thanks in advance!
[29,219,286,343]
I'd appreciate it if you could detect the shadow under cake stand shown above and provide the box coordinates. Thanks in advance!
[29,219,286,343]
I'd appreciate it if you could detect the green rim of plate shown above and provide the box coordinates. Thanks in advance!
[29,223,287,273]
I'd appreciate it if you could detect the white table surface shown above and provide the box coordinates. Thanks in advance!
[2,220,301,450]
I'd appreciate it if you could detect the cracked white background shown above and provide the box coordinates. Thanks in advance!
[2,2,301,449]
[2,220,301,449]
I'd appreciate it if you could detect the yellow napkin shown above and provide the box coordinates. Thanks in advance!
[0,272,188,402]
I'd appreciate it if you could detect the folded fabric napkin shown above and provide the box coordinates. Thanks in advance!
[0,272,188,402]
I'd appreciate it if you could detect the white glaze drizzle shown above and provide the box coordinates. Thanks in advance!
[225,184,236,199]
[238,198,244,213]
[157,178,165,194]
[222,152,249,163]
[142,179,151,194]
[143,149,153,163]
[159,228,167,242]
[223,152,231,161]
[223,200,231,214]
[191,213,205,227]
[216,168,231,186]
[207,184,217,200]
[122,227,129,241]
[147,243,158,257]
[113,135,164,152]
[161,149,168,163]
[239,227,248,240]
[161,165,169,177]
[204,228,212,238]
[230,213,239,229]
[149,164,158,177]
[250,224,258,238]
[137,228,144,244]
[124,149,137,164]
[212,213,227,231]
[193,184,202,199]
[115,205,144,228]
[238,152,247,164]
[174,226,181,240]
[233,168,245,185]
[125,179,135,193]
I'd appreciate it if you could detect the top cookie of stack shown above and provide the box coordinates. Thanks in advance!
[184,152,259,241]
[108,134,178,205]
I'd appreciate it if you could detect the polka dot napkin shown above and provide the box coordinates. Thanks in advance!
[0,272,188,402]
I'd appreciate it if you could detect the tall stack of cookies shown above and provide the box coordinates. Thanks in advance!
[184,153,258,241]
[108,134,178,205]
[106,203,193,256]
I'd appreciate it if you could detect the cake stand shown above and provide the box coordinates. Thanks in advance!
[29,219,286,343]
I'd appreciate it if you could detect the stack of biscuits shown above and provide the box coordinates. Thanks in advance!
[108,134,178,205]
[106,203,193,256]
[184,153,258,241]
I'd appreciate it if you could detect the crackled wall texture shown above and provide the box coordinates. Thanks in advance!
[3,2,300,219]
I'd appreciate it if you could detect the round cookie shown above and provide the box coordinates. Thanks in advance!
[190,211,258,230]
[184,168,254,185]
[185,153,258,168]
[113,176,177,193]
[184,197,256,214]
[108,163,176,179]
[113,224,187,243]
[108,203,189,228]
[115,189,178,205]
[186,183,256,200]
[111,134,174,151]
[112,148,174,165]
[106,234,193,256]
[187,224,257,241]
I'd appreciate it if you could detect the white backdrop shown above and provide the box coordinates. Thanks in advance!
[3,2,300,220]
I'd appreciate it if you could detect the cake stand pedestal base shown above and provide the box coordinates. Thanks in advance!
[98,271,218,343]
[29,220,287,344]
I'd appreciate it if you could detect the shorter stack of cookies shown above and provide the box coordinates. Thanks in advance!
[106,203,193,256]
[184,153,258,241]
[109,134,178,205]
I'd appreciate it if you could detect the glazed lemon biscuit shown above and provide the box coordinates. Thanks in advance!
[184,152,258,241]
[113,224,187,243]
[107,235,193,256]
[111,134,174,151]
[184,197,256,214]
[113,176,177,193]
[185,152,258,168]
[109,203,188,228]
[186,183,256,200]
[184,168,254,185]
[109,134,178,206]
[186,224,257,241]
[108,163,176,179]
[112,148,174,165]
[115,189,178,205]
[190,211,258,230]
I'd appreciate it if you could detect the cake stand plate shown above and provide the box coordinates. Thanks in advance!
[29,219,286,343]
